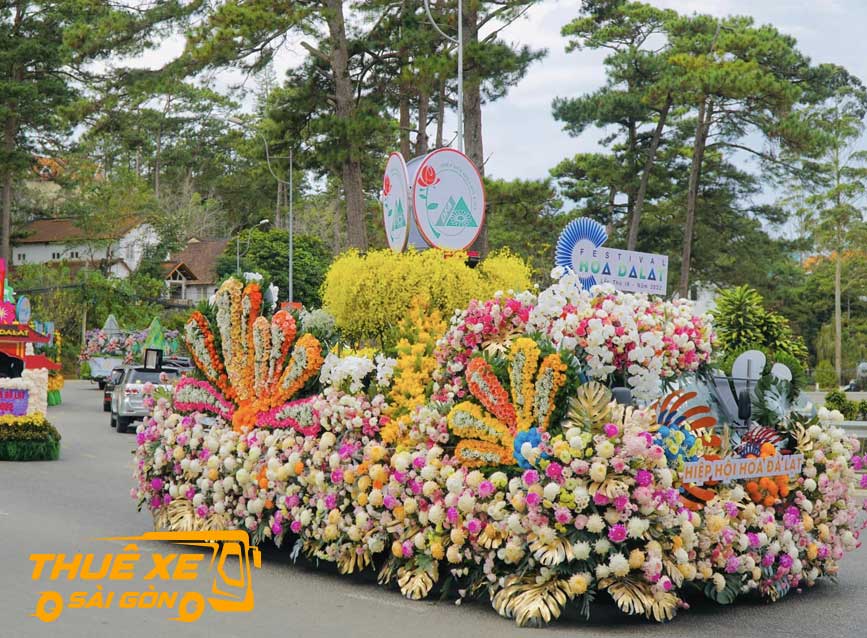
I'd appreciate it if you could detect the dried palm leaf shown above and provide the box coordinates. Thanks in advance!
[338,549,372,575]
[378,559,399,585]
[200,512,230,532]
[663,560,685,588]
[599,576,653,617]
[397,562,438,600]
[478,524,505,550]
[492,575,572,628]
[588,477,630,498]
[528,533,574,567]
[152,507,169,531]
[565,382,613,431]
[166,499,196,532]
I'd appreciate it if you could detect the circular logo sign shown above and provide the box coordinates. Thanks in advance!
[412,149,485,251]
[16,296,31,323]
[554,218,608,289]
[382,152,410,252]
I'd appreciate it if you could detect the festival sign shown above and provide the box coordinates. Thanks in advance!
[16,295,31,323]
[381,152,411,252]
[410,148,485,251]
[555,217,668,295]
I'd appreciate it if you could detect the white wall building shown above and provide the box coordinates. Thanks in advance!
[12,218,159,277]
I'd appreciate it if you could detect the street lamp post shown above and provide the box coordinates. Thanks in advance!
[227,116,296,302]
[236,219,270,273]
[424,0,463,152]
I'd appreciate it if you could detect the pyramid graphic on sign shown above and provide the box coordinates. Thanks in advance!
[392,200,406,231]
[435,196,477,228]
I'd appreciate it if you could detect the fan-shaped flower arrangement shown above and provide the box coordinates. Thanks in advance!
[179,278,323,433]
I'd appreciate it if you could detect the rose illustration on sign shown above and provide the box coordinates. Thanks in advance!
[383,175,391,197]
[416,166,442,236]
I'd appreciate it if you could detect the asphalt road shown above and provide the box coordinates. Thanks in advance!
[1,381,865,638]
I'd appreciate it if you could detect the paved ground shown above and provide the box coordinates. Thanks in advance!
[1,380,865,638]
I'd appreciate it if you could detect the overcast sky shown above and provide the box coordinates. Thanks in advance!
[140,1,867,185]
[478,0,867,181]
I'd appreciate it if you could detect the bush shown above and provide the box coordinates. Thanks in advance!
[0,413,61,461]
[815,360,838,390]
[823,390,859,420]
[321,248,532,347]
[711,285,808,364]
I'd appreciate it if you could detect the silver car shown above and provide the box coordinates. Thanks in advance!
[111,367,179,433]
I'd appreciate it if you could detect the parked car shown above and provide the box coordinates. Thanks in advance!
[162,356,195,375]
[111,367,180,433]
[103,367,126,412]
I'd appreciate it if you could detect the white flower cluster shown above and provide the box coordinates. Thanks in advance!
[527,270,713,400]
[320,354,374,394]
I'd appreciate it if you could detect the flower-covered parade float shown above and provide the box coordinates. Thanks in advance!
[133,270,866,626]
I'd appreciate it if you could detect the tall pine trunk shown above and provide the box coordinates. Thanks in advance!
[1,112,16,265]
[835,249,842,385]
[416,87,430,156]
[326,0,368,251]
[463,3,487,256]
[679,100,713,297]
[435,75,445,148]
[628,95,671,251]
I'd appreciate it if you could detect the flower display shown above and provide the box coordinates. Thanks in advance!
[134,272,866,627]
[179,278,323,432]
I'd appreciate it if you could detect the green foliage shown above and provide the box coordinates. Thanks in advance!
[711,285,808,364]
[824,389,857,419]
[486,178,566,280]
[816,361,839,391]
[216,228,332,308]
[0,415,61,461]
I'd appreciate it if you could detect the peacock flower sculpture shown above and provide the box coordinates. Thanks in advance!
[447,337,568,468]
[177,278,323,433]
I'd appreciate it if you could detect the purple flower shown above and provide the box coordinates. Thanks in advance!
[383,494,397,510]
[150,478,164,491]
[608,524,627,543]
[413,456,426,470]
[401,541,414,558]
[860,474,867,489]
[286,494,300,508]
[614,495,630,512]
[593,491,610,506]
[466,518,482,535]
[324,493,338,510]
[555,508,572,525]
[762,554,775,567]
[477,480,494,499]
[271,520,283,536]
[747,532,761,548]
[195,505,208,518]
[545,462,563,482]
[525,491,541,507]
[635,470,653,487]
[522,469,539,486]
[446,507,460,524]
[724,502,739,518]
[778,554,794,569]
[603,423,619,438]
[331,469,344,484]
[290,520,302,533]
[725,556,740,574]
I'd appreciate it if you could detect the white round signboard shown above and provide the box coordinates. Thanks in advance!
[382,152,410,252]
[411,148,485,251]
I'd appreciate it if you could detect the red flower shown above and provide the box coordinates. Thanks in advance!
[417,165,439,187]
[383,175,391,196]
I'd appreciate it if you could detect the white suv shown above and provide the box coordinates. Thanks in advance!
[110,367,179,433]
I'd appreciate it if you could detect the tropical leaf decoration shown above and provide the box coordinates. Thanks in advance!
[563,381,612,432]
[397,561,438,600]
[653,390,722,511]
[491,575,573,627]
[181,277,324,432]
[448,338,567,468]
[528,532,575,567]
[599,576,679,622]
[703,572,744,605]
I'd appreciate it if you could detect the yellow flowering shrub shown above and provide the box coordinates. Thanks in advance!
[321,248,532,344]
[383,298,446,445]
